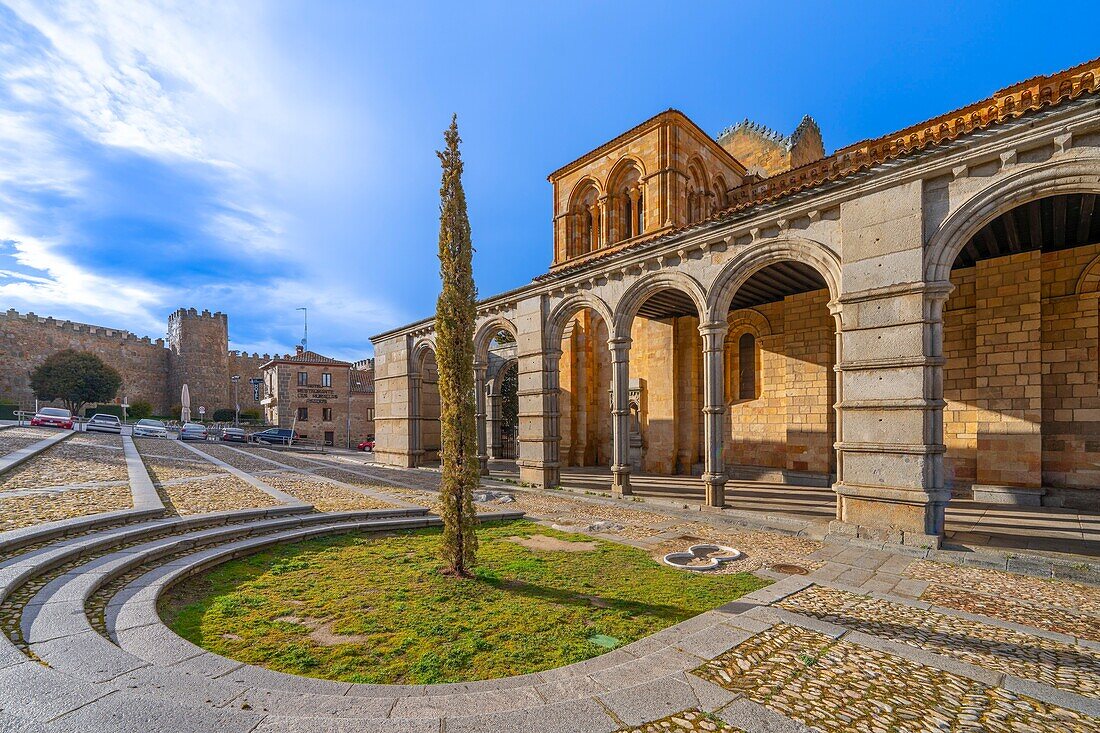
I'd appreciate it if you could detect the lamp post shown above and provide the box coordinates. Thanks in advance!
[231,375,241,427]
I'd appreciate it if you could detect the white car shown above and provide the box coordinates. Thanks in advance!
[132,418,168,438]
[86,414,122,434]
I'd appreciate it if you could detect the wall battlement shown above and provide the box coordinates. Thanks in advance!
[2,308,167,348]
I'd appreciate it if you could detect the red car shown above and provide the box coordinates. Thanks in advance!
[357,439,375,452]
[30,407,74,429]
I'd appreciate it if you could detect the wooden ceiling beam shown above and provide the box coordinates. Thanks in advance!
[1079,194,1096,245]
[1027,200,1043,249]
[1052,195,1067,246]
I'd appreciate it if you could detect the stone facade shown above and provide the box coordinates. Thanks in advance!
[260,348,375,448]
[372,57,1100,546]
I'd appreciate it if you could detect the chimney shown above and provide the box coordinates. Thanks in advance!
[295,344,304,355]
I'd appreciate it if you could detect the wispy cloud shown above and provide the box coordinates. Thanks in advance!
[0,0,402,356]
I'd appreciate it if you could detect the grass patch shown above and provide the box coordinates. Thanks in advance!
[161,520,769,684]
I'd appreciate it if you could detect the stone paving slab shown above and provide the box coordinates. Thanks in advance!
[598,676,700,728]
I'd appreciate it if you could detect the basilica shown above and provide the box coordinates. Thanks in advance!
[371,57,1100,548]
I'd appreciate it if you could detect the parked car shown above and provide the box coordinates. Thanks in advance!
[30,407,74,429]
[85,413,122,434]
[221,427,247,443]
[250,428,298,445]
[357,439,375,452]
[179,422,208,441]
[132,418,168,438]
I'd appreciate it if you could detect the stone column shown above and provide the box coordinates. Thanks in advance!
[588,203,601,251]
[474,361,489,476]
[609,336,632,496]
[409,372,423,469]
[832,282,953,547]
[628,188,641,237]
[700,320,728,507]
[598,198,609,249]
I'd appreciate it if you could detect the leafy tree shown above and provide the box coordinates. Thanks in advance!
[434,115,480,576]
[239,408,263,423]
[128,400,154,420]
[30,350,122,415]
[212,408,236,422]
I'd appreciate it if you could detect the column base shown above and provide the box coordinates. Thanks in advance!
[611,465,632,497]
[702,473,726,508]
[971,484,1045,506]
[832,483,947,548]
[518,462,559,488]
[478,454,489,477]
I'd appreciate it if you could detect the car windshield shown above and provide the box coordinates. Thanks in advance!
[184,423,204,430]
[39,408,70,417]
[91,415,118,422]
[137,419,164,427]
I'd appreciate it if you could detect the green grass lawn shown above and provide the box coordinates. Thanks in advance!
[161,519,769,684]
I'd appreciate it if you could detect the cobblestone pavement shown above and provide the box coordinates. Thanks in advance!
[920,582,1100,642]
[907,559,1100,616]
[0,426,54,455]
[0,484,132,530]
[257,471,396,511]
[696,623,1098,733]
[155,474,278,515]
[778,584,1100,698]
[614,709,741,732]
[189,442,285,473]
[0,432,127,490]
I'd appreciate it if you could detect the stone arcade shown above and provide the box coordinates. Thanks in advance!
[371,58,1100,546]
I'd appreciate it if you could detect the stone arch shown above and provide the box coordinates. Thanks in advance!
[544,292,614,354]
[567,177,603,258]
[725,307,772,338]
[605,155,648,189]
[612,270,708,339]
[410,337,437,371]
[705,237,842,323]
[925,155,1100,283]
[473,316,518,362]
[1075,251,1100,296]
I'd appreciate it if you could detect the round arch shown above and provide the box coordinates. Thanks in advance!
[611,270,708,339]
[1075,251,1100,296]
[705,237,842,323]
[410,338,437,372]
[473,316,518,362]
[605,155,648,190]
[544,292,614,353]
[567,176,604,206]
[925,155,1100,283]
[726,307,773,338]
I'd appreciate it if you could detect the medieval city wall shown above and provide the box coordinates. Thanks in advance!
[0,309,170,411]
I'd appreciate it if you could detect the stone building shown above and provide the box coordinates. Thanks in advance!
[260,347,375,447]
[0,308,375,434]
[372,57,1100,547]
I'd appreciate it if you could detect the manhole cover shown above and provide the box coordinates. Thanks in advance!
[771,564,809,575]
[588,634,620,649]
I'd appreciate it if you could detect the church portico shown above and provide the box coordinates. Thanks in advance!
[372,58,1100,548]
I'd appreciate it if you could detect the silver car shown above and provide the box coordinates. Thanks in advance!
[179,422,208,441]
[85,413,122,434]
[132,418,168,438]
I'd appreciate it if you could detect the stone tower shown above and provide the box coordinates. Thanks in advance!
[167,308,232,416]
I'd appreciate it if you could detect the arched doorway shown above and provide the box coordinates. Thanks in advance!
[558,308,612,469]
[411,345,440,466]
[940,192,1100,509]
[723,261,837,487]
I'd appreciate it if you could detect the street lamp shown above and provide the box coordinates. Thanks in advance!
[231,375,241,427]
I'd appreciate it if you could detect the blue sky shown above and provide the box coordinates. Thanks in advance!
[0,1,1097,360]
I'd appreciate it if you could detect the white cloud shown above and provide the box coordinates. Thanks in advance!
[0,214,166,331]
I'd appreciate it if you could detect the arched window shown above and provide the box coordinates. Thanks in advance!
[568,181,600,257]
[609,160,643,244]
[737,332,757,400]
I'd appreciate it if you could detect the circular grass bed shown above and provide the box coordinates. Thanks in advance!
[160,519,769,684]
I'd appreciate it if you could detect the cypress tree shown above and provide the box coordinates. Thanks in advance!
[435,115,480,575]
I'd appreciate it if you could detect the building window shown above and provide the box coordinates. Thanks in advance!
[297,407,308,421]
[321,372,331,387]
[322,407,333,421]
[738,333,757,400]
[367,408,375,421]
[297,371,308,386]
